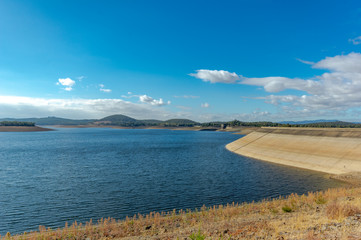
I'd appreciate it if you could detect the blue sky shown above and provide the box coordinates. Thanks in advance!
[1,0,361,121]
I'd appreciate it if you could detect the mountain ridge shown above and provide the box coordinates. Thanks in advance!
[3,115,361,128]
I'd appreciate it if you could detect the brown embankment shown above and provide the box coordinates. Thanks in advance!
[226,127,361,175]
[0,126,53,132]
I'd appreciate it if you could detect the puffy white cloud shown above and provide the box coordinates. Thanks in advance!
[139,95,171,106]
[242,76,322,93]
[191,52,361,118]
[0,96,175,120]
[57,78,75,91]
[257,53,361,114]
[313,52,361,73]
[189,69,240,83]
[201,102,209,108]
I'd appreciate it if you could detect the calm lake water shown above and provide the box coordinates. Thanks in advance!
[0,128,344,234]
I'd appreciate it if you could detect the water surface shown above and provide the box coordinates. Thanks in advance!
[0,128,344,234]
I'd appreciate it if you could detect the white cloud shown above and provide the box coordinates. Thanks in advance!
[173,95,200,99]
[191,52,361,118]
[189,69,240,83]
[0,96,175,120]
[99,84,111,93]
[296,58,315,65]
[121,95,135,99]
[57,78,75,91]
[121,92,139,99]
[100,88,111,93]
[201,102,209,108]
[139,95,171,106]
[312,52,361,73]
[241,76,321,93]
[349,36,361,45]
[77,76,86,81]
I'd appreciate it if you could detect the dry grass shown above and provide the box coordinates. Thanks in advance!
[2,187,361,239]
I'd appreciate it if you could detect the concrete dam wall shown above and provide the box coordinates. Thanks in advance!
[226,128,361,175]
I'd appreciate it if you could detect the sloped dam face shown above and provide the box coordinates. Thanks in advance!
[226,128,361,175]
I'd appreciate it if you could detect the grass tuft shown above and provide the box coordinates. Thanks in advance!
[189,230,206,240]
[282,205,292,213]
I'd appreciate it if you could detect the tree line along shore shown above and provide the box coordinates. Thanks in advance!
[0,121,35,126]
[3,114,361,129]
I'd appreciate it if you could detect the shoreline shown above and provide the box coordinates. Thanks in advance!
[51,124,229,131]
[49,124,262,133]
[0,126,53,132]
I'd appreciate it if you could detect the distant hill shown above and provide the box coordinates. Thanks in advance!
[292,121,361,128]
[95,115,199,127]
[162,119,199,126]
[0,115,199,127]
[99,114,137,123]
[139,119,163,125]
[2,115,361,128]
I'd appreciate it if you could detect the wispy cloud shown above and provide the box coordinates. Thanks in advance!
[176,105,192,110]
[139,95,171,106]
[99,84,111,93]
[57,78,75,91]
[349,36,361,45]
[77,76,86,81]
[201,102,209,108]
[296,58,315,65]
[189,69,240,83]
[173,95,200,99]
[121,92,138,99]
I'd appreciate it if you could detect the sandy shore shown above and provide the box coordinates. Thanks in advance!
[0,126,53,132]
[226,127,361,176]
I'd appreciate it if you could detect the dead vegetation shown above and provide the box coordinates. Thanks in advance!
[2,187,361,239]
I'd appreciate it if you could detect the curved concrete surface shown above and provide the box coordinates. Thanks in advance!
[226,129,361,174]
